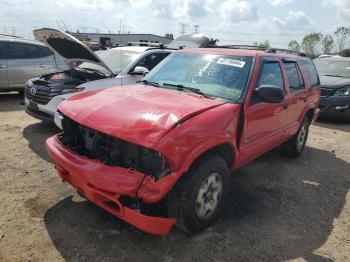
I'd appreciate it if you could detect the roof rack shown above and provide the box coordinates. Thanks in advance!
[265,48,306,57]
[212,45,266,51]
[206,45,307,57]
[0,33,23,39]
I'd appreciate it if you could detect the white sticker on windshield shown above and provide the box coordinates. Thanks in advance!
[216,58,246,68]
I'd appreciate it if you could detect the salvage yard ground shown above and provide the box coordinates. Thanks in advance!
[0,92,349,262]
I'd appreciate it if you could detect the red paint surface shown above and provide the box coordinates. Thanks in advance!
[46,48,320,235]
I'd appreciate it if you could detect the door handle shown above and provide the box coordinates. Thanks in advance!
[283,103,288,110]
[0,64,6,68]
[36,64,46,67]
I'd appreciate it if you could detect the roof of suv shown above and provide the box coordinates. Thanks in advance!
[0,35,46,46]
[179,47,307,59]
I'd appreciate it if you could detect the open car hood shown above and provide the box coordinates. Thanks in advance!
[59,85,227,148]
[33,28,114,75]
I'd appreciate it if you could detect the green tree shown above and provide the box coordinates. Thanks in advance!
[288,40,301,52]
[334,26,350,52]
[252,40,270,48]
[322,34,334,54]
[302,33,322,58]
[165,33,174,40]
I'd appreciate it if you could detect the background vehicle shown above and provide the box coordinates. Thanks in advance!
[47,47,320,235]
[0,34,66,93]
[314,55,350,122]
[24,28,173,121]
[24,29,212,121]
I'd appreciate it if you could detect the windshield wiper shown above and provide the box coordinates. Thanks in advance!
[323,74,344,78]
[141,79,160,87]
[162,83,213,99]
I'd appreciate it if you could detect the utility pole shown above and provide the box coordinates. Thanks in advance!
[194,24,199,34]
[179,23,187,34]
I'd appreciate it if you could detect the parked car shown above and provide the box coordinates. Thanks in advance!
[0,34,66,93]
[314,55,350,122]
[24,28,174,121]
[46,46,320,235]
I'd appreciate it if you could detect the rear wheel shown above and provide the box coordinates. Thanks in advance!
[167,155,230,234]
[281,117,310,157]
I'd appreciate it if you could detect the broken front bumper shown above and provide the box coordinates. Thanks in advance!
[45,136,176,236]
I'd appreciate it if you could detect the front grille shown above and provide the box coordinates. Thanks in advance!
[59,114,166,177]
[25,84,62,105]
[320,87,335,97]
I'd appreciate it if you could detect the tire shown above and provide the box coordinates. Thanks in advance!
[167,155,230,234]
[281,116,310,158]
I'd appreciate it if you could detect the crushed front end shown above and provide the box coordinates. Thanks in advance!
[46,114,177,235]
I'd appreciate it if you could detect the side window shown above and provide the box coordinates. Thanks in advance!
[0,42,6,59]
[134,52,170,71]
[257,62,284,88]
[8,43,41,59]
[38,46,54,58]
[252,61,284,104]
[284,62,305,92]
[301,58,320,87]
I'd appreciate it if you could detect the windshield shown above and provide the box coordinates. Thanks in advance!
[78,49,141,75]
[144,52,253,102]
[314,58,350,78]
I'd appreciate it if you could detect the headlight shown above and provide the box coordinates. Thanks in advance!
[54,111,64,130]
[334,86,350,96]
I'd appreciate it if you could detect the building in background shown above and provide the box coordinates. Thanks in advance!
[69,32,173,47]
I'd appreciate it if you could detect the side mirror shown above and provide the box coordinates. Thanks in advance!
[254,85,284,103]
[130,66,149,76]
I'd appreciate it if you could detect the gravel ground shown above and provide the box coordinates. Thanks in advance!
[0,92,349,262]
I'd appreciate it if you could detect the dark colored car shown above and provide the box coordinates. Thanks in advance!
[314,55,350,122]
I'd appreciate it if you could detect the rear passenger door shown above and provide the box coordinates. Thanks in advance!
[0,42,8,88]
[7,43,50,87]
[283,59,308,136]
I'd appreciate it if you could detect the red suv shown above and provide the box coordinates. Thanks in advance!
[46,47,320,235]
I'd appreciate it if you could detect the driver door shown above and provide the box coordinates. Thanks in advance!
[239,58,288,166]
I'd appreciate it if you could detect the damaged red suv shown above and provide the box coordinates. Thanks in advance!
[46,47,320,235]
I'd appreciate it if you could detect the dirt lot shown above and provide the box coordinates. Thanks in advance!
[0,92,349,262]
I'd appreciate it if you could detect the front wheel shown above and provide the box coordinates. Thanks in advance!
[167,155,230,234]
[281,117,310,157]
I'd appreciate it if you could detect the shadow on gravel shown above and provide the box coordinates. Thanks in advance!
[0,92,24,112]
[44,146,349,262]
[23,122,59,163]
[315,118,350,132]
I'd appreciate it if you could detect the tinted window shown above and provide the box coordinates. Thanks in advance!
[0,42,6,59]
[134,52,170,71]
[8,43,43,59]
[257,62,284,88]
[284,62,305,91]
[38,46,53,57]
[302,58,320,86]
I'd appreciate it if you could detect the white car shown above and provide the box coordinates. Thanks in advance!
[24,28,174,121]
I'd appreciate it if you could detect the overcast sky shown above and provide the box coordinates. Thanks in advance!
[1,0,349,47]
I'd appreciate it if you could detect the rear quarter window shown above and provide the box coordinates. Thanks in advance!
[301,58,320,87]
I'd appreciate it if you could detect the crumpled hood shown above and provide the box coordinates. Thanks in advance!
[59,85,226,147]
[320,75,350,88]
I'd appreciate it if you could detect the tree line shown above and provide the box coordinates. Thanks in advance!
[253,26,350,58]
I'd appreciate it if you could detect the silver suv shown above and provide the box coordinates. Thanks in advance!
[0,34,66,93]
